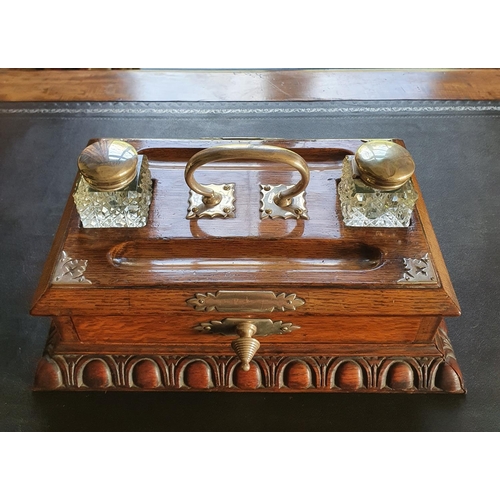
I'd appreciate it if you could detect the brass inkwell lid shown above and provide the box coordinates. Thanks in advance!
[77,139,138,191]
[355,140,415,191]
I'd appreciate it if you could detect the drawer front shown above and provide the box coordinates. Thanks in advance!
[70,314,425,345]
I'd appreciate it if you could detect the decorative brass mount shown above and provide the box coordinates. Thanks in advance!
[184,143,310,219]
[187,183,236,219]
[194,318,300,370]
[52,251,91,284]
[260,184,308,219]
[398,254,437,283]
[186,291,305,313]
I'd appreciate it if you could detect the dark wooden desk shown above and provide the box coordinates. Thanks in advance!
[1,69,500,102]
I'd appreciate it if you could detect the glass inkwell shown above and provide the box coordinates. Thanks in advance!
[73,139,152,228]
[338,140,419,227]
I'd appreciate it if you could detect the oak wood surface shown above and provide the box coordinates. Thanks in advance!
[70,315,425,344]
[31,138,459,320]
[1,69,499,102]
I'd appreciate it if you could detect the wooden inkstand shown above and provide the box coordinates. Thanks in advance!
[31,138,464,393]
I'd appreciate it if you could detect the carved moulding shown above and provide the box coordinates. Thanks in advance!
[34,323,465,393]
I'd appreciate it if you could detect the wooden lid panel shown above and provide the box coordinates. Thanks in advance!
[31,139,460,316]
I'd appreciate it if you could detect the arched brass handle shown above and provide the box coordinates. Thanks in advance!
[185,143,310,211]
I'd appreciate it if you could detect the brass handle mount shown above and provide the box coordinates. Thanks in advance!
[185,144,311,219]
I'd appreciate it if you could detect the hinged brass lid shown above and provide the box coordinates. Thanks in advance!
[77,139,138,192]
[355,140,415,191]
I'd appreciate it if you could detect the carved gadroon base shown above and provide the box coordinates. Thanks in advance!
[33,323,465,393]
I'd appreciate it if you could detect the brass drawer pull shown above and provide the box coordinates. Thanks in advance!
[185,143,310,219]
[232,322,260,372]
[195,318,300,371]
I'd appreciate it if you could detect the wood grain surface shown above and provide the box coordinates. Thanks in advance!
[31,138,460,321]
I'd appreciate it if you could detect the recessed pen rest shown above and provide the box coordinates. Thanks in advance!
[108,239,382,272]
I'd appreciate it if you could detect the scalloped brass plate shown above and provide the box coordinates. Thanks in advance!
[187,183,235,219]
[260,184,309,219]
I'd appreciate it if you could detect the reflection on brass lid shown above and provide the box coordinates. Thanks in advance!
[77,139,138,192]
[355,140,415,191]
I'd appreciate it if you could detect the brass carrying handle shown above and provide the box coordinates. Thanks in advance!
[184,144,310,208]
